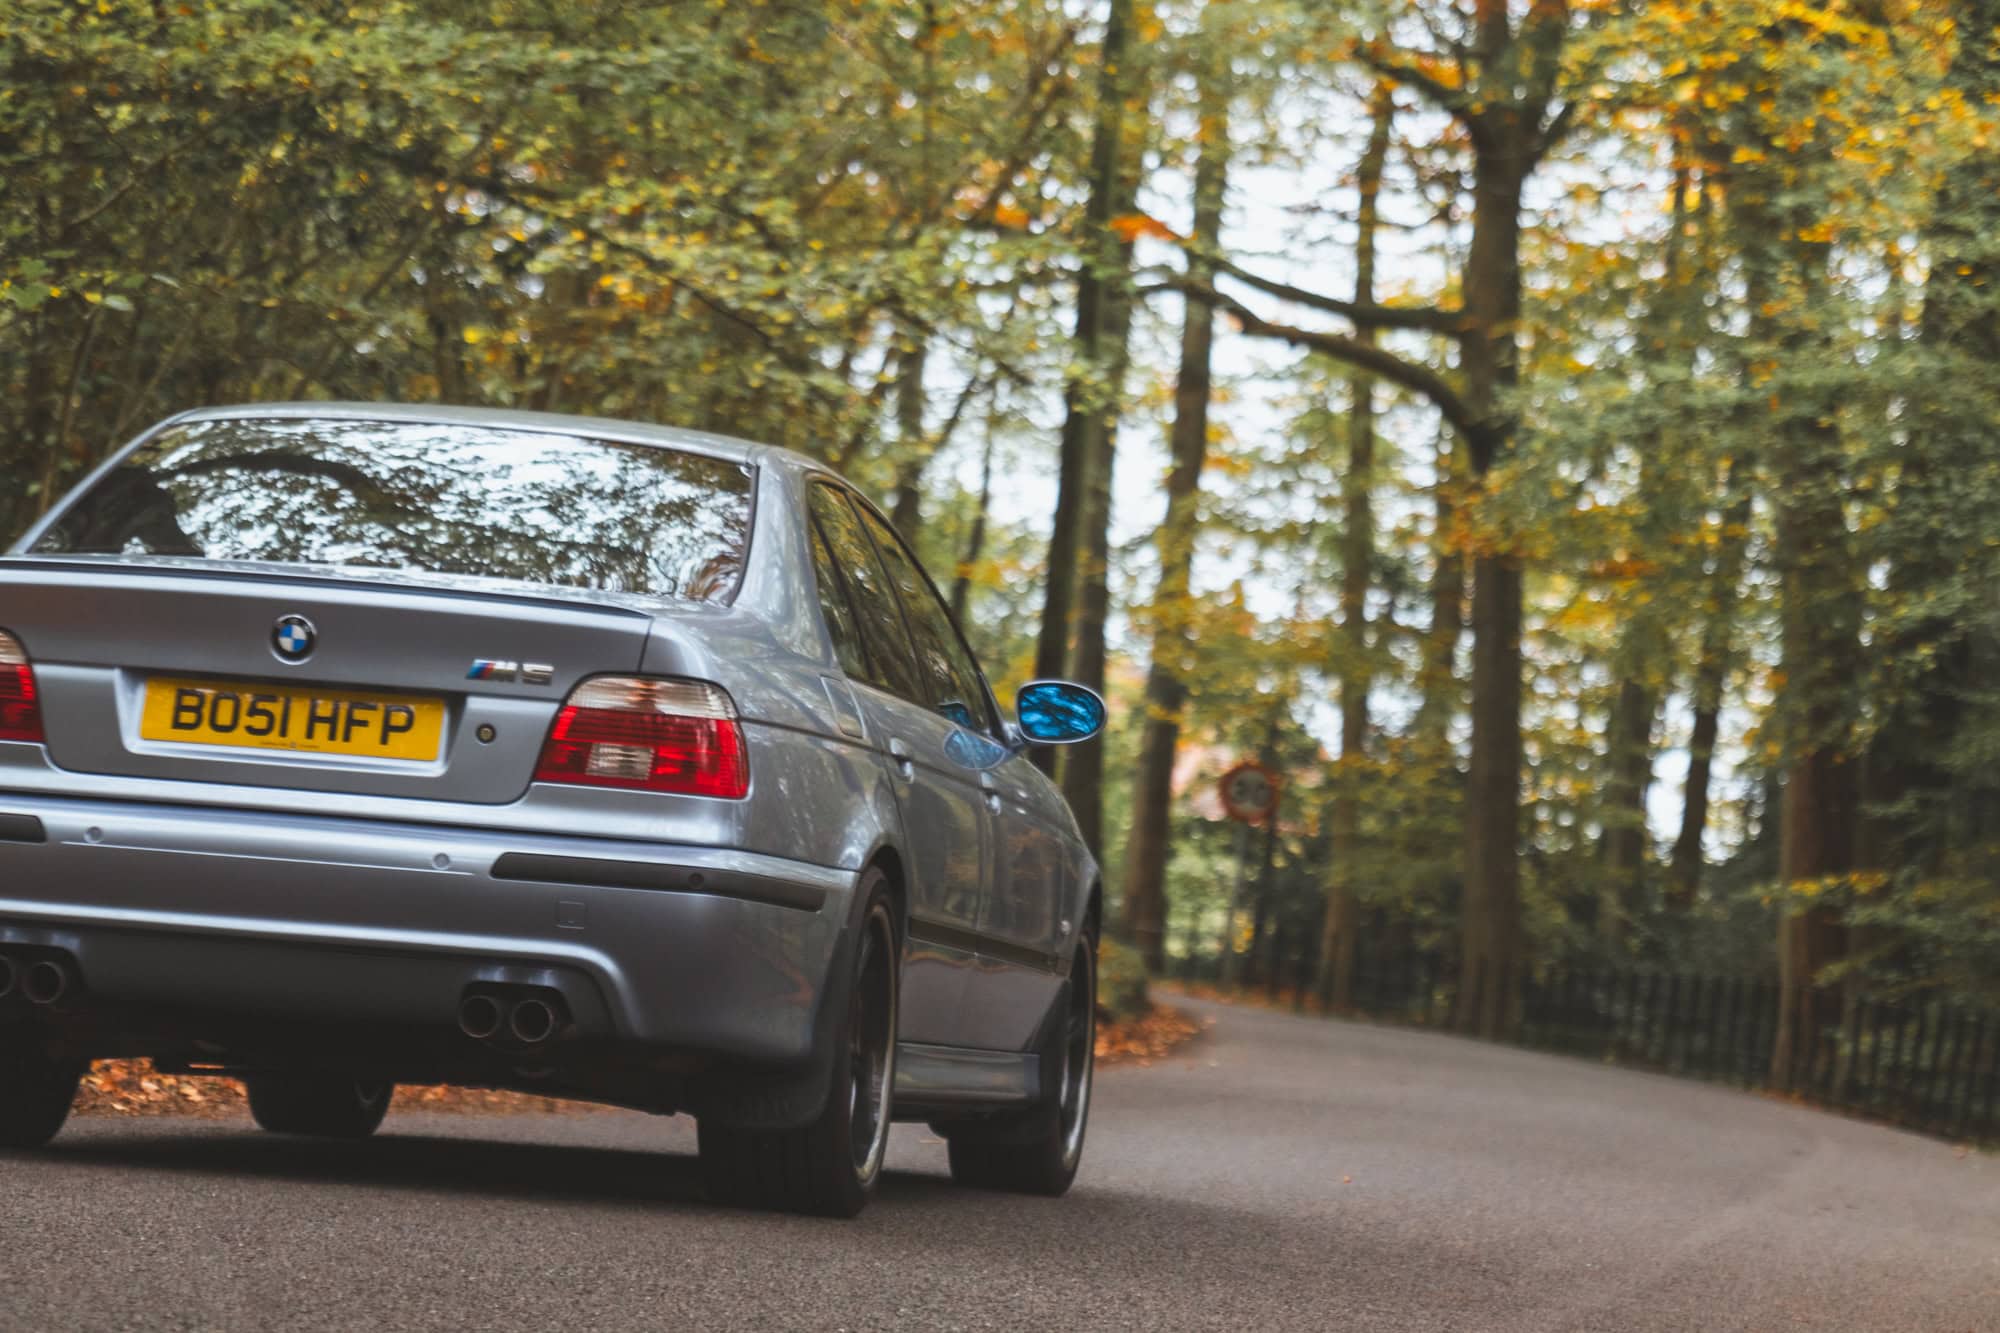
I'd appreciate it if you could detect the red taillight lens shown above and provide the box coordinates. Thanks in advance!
[533,677,748,798]
[0,630,45,744]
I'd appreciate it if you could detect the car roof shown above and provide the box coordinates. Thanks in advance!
[167,402,826,475]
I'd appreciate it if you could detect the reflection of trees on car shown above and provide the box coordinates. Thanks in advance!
[39,419,752,603]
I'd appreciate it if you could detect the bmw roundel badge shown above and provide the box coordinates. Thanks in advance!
[272,615,317,662]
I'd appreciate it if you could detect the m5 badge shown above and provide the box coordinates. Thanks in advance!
[467,660,554,685]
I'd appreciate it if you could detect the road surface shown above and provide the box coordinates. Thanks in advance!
[1,998,1992,1331]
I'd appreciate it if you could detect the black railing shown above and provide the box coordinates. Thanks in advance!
[1172,940,2000,1143]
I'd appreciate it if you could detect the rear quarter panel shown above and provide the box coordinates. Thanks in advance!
[661,460,901,880]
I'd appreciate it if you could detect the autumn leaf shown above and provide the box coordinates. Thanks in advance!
[1110,212,1178,243]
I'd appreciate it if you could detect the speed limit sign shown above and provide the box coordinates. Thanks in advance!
[1219,761,1280,824]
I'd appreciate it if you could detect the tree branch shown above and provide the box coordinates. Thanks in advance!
[1147,276,1495,453]
[1356,42,1475,124]
[1204,256,1470,337]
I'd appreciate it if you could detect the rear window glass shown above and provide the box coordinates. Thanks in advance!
[33,417,754,602]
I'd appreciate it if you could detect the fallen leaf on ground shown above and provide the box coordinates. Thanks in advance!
[75,1007,1206,1120]
[75,1060,604,1118]
[1095,1003,1201,1066]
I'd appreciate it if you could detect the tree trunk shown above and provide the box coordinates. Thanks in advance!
[1596,673,1657,946]
[1668,481,1747,909]
[1762,271,1860,1090]
[948,411,998,629]
[1117,49,1227,968]
[888,339,929,542]
[1453,145,1528,1040]
[1032,0,1137,778]
[1596,166,1703,941]
[1061,284,1136,856]
[1411,430,1466,747]
[1458,553,1525,1037]
[1318,84,1392,1010]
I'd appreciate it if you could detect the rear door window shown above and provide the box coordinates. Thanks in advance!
[806,517,871,681]
[34,417,753,602]
[805,483,925,703]
[853,504,998,736]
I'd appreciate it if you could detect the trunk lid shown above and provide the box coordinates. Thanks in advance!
[0,558,657,803]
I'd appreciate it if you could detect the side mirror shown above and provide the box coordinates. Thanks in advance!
[1015,680,1106,745]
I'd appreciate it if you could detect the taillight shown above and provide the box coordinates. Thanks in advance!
[0,629,45,744]
[533,676,748,798]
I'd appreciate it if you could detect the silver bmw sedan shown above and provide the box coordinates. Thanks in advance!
[0,403,1106,1217]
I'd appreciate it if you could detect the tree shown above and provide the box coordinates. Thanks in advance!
[1162,1,1589,1036]
[1119,26,1231,970]
[1316,83,1393,1010]
[1033,0,1142,813]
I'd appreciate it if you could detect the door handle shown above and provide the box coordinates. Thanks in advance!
[979,773,1003,814]
[887,737,915,781]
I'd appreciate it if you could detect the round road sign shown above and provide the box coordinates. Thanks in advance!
[1219,761,1280,824]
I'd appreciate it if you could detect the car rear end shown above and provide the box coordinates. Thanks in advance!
[0,408,858,1126]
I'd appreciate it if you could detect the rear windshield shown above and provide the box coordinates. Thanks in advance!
[33,417,754,602]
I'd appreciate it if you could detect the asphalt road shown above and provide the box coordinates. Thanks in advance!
[1,997,1993,1332]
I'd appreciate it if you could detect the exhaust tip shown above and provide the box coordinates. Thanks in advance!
[0,954,15,1001]
[23,958,70,1007]
[458,993,503,1041]
[508,998,558,1046]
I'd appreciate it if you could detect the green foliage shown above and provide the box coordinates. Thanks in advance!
[1,0,1082,540]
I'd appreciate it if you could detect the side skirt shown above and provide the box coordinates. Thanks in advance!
[891,1042,1040,1119]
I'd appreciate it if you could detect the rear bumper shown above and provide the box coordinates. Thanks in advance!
[0,793,857,1070]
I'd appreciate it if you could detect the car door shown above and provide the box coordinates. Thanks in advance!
[804,482,990,1046]
[844,500,1070,1051]
[967,749,1077,1047]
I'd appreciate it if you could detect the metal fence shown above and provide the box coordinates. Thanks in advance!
[1176,938,2000,1143]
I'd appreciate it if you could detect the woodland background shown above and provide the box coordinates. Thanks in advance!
[6,0,2000,1087]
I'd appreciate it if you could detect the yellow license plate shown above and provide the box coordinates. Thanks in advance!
[139,677,446,761]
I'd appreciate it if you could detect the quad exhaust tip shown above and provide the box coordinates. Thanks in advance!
[508,998,558,1046]
[23,958,72,1007]
[458,993,504,1042]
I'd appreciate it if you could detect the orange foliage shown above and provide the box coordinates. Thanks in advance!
[1109,211,1179,243]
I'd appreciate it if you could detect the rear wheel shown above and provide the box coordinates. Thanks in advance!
[946,930,1095,1197]
[245,1074,393,1139]
[0,1044,85,1149]
[699,870,899,1217]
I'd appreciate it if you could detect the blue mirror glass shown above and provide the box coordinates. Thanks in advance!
[1015,680,1106,745]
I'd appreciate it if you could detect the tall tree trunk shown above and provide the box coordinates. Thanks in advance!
[888,339,929,541]
[1317,84,1392,1009]
[1758,250,1860,1090]
[1411,429,1466,747]
[1596,672,1657,946]
[1032,0,1137,778]
[1668,478,1747,909]
[949,411,998,628]
[1594,167,1702,940]
[1062,286,1136,856]
[1117,49,1228,968]
[1453,146,1528,1040]
[1229,753,1282,988]
[1060,22,1156,852]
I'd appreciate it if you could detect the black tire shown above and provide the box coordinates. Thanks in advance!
[699,869,899,1218]
[0,1046,85,1150]
[946,930,1095,1197]
[244,1074,393,1139]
